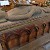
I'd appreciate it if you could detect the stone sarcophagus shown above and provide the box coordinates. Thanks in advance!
[0,15,50,50]
[0,6,50,50]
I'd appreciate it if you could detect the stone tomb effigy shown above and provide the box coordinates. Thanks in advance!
[0,6,50,50]
[0,15,50,50]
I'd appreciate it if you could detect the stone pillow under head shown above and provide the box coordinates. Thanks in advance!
[0,10,7,18]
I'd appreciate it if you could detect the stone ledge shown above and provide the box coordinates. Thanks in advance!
[16,33,50,50]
